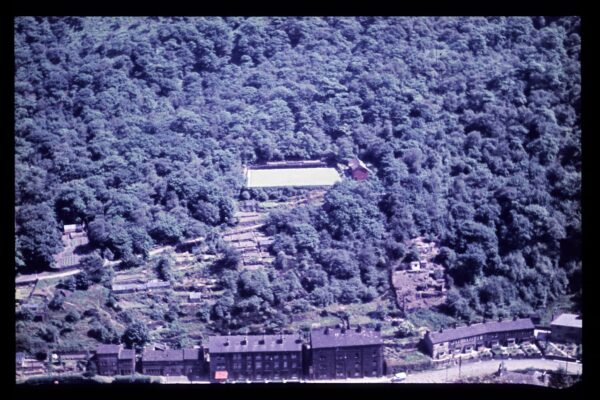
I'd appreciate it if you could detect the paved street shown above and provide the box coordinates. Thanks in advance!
[402,358,582,383]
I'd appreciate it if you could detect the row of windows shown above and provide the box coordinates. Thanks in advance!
[318,350,378,361]
[216,354,299,362]
[232,361,299,370]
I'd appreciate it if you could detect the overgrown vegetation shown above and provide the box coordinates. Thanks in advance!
[15,17,580,342]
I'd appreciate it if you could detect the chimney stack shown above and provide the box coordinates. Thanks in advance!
[324,327,330,335]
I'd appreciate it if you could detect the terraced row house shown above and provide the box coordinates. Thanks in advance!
[141,347,205,379]
[91,326,384,382]
[95,344,136,375]
[309,326,383,380]
[423,317,535,359]
[208,334,304,382]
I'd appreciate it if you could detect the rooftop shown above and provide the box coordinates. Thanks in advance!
[208,334,303,354]
[96,344,121,355]
[142,349,184,362]
[310,326,382,349]
[119,349,135,360]
[348,158,369,171]
[245,167,341,188]
[550,313,582,328]
[427,318,535,344]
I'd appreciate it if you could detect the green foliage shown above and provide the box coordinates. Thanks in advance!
[16,203,63,270]
[88,321,119,344]
[14,17,581,326]
[48,291,66,311]
[155,256,173,282]
[65,310,81,323]
[121,321,150,349]
[80,252,113,285]
[548,367,573,389]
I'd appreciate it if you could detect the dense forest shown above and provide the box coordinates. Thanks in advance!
[15,16,581,325]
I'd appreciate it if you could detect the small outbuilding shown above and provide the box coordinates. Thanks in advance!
[348,158,370,181]
[550,313,582,344]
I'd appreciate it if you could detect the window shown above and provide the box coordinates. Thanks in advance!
[355,352,359,359]
[255,354,262,361]
[283,361,288,369]
[233,362,241,370]
[255,361,262,369]
[291,354,297,360]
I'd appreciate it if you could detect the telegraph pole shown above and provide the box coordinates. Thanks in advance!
[445,363,449,382]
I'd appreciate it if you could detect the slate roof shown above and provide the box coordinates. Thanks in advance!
[208,334,303,354]
[183,348,201,360]
[348,158,369,172]
[96,344,121,355]
[550,313,582,329]
[119,349,135,360]
[427,318,535,344]
[142,349,183,362]
[310,327,382,349]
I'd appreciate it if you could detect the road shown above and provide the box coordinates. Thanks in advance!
[402,358,582,383]
[16,268,81,285]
